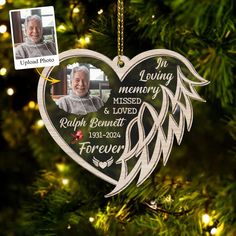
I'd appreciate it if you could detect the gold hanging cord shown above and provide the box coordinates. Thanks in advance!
[117,0,124,66]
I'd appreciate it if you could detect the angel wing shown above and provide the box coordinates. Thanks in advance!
[92,157,99,167]
[107,157,114,167]
[106,65,209,197]
[93,156,114,169]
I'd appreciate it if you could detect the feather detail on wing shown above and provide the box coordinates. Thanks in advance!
[106,65,209,197]
[107,157,114,167]
[93,157,114,169]
[92,157,99,167]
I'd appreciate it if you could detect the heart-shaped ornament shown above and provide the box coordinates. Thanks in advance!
[37,49,209,197]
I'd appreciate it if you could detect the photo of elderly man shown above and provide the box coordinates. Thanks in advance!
[56,66,104,115]
[15,15,56,59]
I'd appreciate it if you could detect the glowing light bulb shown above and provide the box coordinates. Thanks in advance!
[210,227,217,235]
[202,214,210,225]
[0,25,7,34]
[73,7,80,14]
[0,67,7,76]
[2,31,9,40]
[36,119,44,128]
[85,36,90,44]
[89,217,95,223]
[6,88,14,96]
[56,163,67,172]
[58,24,66,32]
[78,36,90,47]
[0,0,6,6]
[28,101,36,109]
[97,9,103,15]
[152,15,155,19]
[62,178,69,185]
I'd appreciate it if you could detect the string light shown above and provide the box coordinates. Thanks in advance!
[78,35,91,47]
[2,31,9,40]
[62,178,69,185]
[6,87,14,96]
[58,24,66,32]
[0,0,6,7]
[56,163,67,172]
[28,101,36,109]
[210,227,217,235]
[97,9,103,15]
[152,15,155,19]
[36,119,44,128]
[0,25,7,34]
[0,67,7,76]
[67,224,71,229]
[202,213,210,225]
[85,36,90,43]
[73,7,80,14]
[201,212,222,235]
[89,217,95,223]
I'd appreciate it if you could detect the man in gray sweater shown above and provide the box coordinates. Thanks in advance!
[56,66,104,115]
[15,15,56,59]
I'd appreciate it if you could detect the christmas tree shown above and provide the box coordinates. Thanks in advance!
[1,0,236,235]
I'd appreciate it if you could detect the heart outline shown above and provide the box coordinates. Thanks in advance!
[37,49,209,195]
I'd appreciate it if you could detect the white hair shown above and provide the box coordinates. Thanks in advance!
[24,15,42,29]
[70,66,90,81]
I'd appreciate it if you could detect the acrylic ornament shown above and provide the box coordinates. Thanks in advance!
[37,49,209,197]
